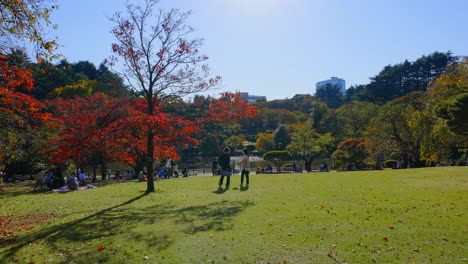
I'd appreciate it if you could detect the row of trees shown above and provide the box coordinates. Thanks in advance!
[248,56,467,170]
[1,0,466,194]
[0,0,257,193]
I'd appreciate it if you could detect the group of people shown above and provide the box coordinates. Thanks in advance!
[216,147,250,189]
[41,168,65,189]
[292,162,303,173]
[396,159,414,169]
[135,157,193,182]
[64,170,88,190]
[35,168,88,191]
[157,157,192,179]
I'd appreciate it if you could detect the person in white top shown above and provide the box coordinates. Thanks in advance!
[164,157,177,178]
[237,148,250,186]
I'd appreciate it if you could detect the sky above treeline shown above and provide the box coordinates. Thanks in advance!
[49,0,468,100]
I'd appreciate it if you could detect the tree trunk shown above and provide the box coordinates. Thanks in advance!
[304,158,312,172]
[101,163,107,180]
[92,166,97,182]
[146,129,155,192]
[135,154,146,175]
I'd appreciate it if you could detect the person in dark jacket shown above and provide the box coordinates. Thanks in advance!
[217,147,232,189]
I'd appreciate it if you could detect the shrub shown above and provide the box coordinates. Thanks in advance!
[263,150,292,172]
[385,159,397,168]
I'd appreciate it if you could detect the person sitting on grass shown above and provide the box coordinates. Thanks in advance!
[78,171,87,186]
[51,168,65,189]
[138,171,147,182]
[66,174,78,191]
[182,168,189,177]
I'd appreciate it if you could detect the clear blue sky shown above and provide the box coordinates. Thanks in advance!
[50,0,468,101]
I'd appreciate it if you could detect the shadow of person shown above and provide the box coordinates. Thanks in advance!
[213,187,226,194]
[240,185,249,192]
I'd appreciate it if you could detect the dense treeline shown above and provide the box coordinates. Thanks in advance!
[1,49,467,176]
[247,51,467,170]
[1,49,255,177]
[1,0,465,179]
[348,52,457,104]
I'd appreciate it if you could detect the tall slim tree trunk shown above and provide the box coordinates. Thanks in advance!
[134,155,145,179]
[146,129,155,192]
[146,92,156,193]
[101,163,107,180]
[92,166,97,182]
[304,158,312,172]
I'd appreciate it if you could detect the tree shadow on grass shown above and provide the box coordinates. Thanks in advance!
[0,192,149,263]
[1,193,254,263]
[0,180,137,199]
[149,200,255,234]
[0,182,51,198]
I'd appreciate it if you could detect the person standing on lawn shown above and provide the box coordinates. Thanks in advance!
[237,148,250,186]
[218,147,232,189]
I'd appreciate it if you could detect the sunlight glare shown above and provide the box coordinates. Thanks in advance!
[225,0,285,16]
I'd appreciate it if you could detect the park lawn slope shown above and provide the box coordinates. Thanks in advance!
[0,167,466,263]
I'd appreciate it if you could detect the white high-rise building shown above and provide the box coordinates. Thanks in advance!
[239,92,267,103]
[316,77,346,94]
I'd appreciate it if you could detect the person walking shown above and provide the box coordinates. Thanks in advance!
[218,147,232,189]
[238,148,250,186]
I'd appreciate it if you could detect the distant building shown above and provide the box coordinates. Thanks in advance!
[316,77,346,94]
[239,92,267,103]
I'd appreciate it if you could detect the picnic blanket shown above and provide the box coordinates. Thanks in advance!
[52,184,96,193]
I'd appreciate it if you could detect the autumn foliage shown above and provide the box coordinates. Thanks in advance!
[46,94,126,166]
[0,55,53,164]
[206,92,257,123]
[332,138,369,169]
[47,94,203,169]
[119,98,199,165]
[0,55,52,127]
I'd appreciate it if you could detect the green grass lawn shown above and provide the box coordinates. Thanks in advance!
[0,167,466,264]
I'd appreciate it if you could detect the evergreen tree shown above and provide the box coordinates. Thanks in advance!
[273,124,291,150]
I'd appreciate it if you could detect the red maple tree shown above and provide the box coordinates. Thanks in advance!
[205,92,257,123]
[113,98,199,174]
[0,55,51,126]
[46,94,127,176]
[0,55,52,165]
[109,1,220,192]
[47,94,201,177]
